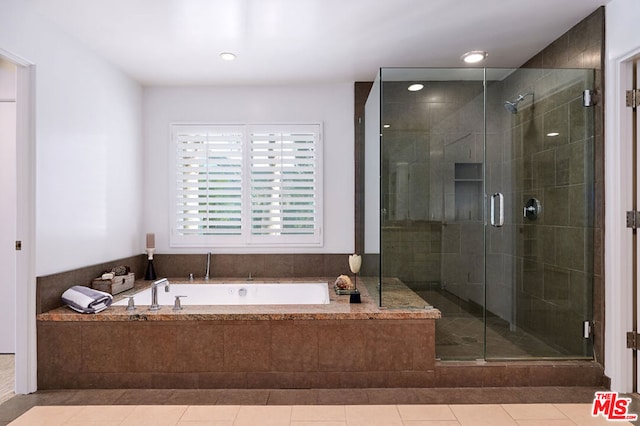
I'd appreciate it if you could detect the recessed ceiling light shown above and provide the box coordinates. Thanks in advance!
[383,124,391,128]
[408,83,424,92]
[547,132,560,137]
[462,50,488,64]
[220,52,237,61]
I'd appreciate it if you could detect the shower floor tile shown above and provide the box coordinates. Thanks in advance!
[417,289,568,360]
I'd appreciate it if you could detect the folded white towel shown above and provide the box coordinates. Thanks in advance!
[61,285,113,314]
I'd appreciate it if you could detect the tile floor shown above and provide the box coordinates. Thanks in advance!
[1,387,637,426]
[4,402,637,425]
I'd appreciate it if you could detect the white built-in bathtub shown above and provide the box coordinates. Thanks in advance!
[113,282,330,306]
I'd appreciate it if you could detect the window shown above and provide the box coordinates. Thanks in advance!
[170,124,323,248]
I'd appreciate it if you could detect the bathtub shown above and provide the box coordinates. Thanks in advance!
[113,281,330,306]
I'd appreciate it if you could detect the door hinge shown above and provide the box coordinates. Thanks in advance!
[15,240,22,251]
[626,89,640,108]
[626,211,640,228]
[628,332,640,350]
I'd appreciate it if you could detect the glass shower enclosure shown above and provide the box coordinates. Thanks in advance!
[364,68,595,360]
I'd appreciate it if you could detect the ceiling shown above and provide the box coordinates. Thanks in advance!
[28,0,607,86]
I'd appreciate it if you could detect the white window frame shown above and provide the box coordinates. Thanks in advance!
[169,123,323,248]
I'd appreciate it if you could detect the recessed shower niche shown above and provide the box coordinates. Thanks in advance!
[454,163,482,222]
[365,67,595,361]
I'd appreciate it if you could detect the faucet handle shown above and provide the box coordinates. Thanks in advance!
[173,295,186,311]
[123,295,136,312]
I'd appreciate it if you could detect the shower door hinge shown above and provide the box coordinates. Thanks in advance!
[627,332,640,350]
[626,89,640,108]
[626,211,640,228]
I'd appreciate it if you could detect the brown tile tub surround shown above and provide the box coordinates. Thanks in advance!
[37,279,439,390]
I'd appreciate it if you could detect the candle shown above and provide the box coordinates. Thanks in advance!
[348,254,362,274]
[146,233,155,249]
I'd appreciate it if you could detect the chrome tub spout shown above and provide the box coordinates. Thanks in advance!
[150,278,170,311]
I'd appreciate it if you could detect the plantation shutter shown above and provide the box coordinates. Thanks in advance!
[170,123,322,248]
[172,125,244,245]
[248,125,322,245]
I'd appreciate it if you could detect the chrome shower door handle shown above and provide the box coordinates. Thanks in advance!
[490,192,504,227]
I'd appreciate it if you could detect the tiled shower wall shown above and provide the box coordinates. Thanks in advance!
[520,7,604,362]
[499,69,595,355]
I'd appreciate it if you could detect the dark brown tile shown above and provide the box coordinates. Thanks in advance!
[176,323,224,373]
[481,365,530,387]
[384,371,435,388]
[81,323,131,373]
[198,372,248,388]
[215,389,270,405]
[435,365,484,388]
[113,389,177,405]
[264,255,295,277]
[246,372,310,389]
[130,323,179,373]
[366,388,420,404]
[37,323,82,389]
[164,389,225,405]
[267,390,318,405]
[316,389,369,405]
[317,321,367,372]
[365,322,414,371]
[271,322,318,372]
[56,389,127,405]
[80,372,154,389]
[223,322,271,371]
[151,373,200,389]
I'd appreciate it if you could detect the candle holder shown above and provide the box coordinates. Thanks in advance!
[348,254,362,304]
[144,248,157,281]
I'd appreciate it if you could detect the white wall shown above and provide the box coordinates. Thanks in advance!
[0,58,16,352]
[606,0,640,60]
[143,84,354,254]
[0,0,144,276]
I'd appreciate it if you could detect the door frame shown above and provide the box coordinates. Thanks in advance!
[0,48,37,394]
[605,48,640,393]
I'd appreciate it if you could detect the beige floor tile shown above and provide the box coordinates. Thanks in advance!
[397,405,457,421]
[291,405,346,422]
[64,405,137,425]
[514,420,576,426]
[290,422,346,426]
[345,405,403,426]
[448,404,517,426]
[120,405,188,426]
[8,406,83,426]
[402,421,461,426]
[501,404,568,420]
[180,405,240,422]
[554,403,635,425]
[233,405,292,426]
[176,421,233,426]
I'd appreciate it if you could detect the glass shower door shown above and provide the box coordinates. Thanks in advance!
[484,68,595,359]
[371,67,594,361]
[377,68,487,360]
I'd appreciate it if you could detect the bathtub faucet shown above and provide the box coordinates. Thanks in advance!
[205,252,211,280]
[150,278,170,311]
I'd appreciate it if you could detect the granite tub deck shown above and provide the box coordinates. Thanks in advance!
[37,278,441,389]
